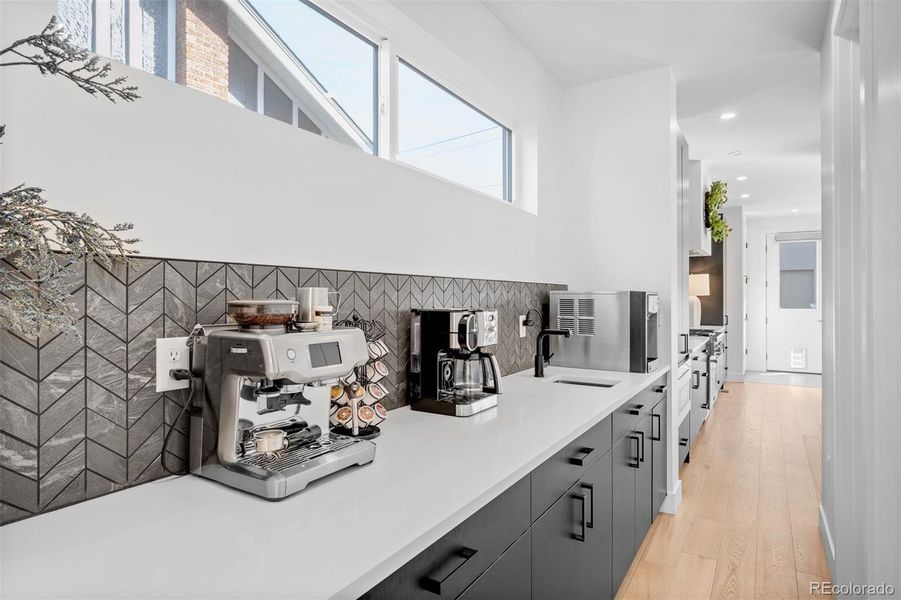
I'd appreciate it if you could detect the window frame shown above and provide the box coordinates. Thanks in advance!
[394,57,514,203]
[92,0,176,81]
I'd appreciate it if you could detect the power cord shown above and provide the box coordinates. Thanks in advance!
[523,308,543,328]
[161,369,194,476]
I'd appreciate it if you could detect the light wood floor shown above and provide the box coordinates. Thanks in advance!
[616,382,833,600]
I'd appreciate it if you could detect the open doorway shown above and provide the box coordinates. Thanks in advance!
[765,232,822,374]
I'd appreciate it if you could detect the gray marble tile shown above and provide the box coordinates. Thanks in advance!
[127,396,164,453]
[127,384,161,429]
[164,293,195,334]
[229,264,253,288]
[87,261,126,312]
[252,265,276,287]
[128,427,163,483]
[0,501,32,525]
[85,470,123,500]
[166,260,196,285]
[126,352,156,399]
[164,316,191,338]
[87,440,126,484]
[127,262,163,312]
[127,317,162,368]
[39,351,85,412]
[86,289,126,335]
[252,269,277,300]
[0,398,38,445]
[164,262,195,308]
[44,471,85,511]
[38,327,84,380]
[87,350,126,400]
[197,265,225,307]
[1,466,38,512]
[128,290,163,342]
[197,290,226,325]
[87,380,126,428]
[226,266,252,300]
[0,331,38,379]
[86,318,126,369]
[87,410,127,456]
[0,433,37,479]
[39,441,84,509]
[39,383,84,444]
[39,412,85,477]
[197,261,223,285]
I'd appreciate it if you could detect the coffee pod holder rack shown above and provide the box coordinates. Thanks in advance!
[330,312,390,439]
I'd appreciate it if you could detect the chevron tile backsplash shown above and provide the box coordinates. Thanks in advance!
[0,256,564,525]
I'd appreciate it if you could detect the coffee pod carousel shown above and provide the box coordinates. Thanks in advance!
[329,314,390,439]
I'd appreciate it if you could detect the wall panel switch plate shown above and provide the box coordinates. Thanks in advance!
[156,337,190,392]
[519,315,527,338]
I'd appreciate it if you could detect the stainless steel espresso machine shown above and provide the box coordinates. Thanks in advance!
[187,300,376,500]
[409,309,502,417]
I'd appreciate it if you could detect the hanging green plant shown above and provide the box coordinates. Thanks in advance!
[704,180,732,242]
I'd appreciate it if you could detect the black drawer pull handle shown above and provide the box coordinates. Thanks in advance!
[651,413,662,441]
[572,492,587,542]
[569,447,595,466]
[627,409,640,416]
[654,385,667,394]
[628,434,640,468]
[637,430,646,462]
[692,370,700,389]
[581,483,594,529]
[679,437,689,447]
[421,547,479,595]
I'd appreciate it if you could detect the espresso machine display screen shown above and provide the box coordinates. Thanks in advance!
[309,342,342,368]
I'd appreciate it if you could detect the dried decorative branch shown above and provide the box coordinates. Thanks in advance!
[0,18,140,337]
[0,16,139,102]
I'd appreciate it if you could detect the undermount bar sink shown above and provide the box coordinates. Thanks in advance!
[549,377,619,388]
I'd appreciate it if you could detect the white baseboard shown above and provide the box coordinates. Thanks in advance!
[819,504,836,578]
[660,480,682,515]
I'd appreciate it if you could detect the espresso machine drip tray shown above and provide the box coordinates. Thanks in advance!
[241,435,359,472]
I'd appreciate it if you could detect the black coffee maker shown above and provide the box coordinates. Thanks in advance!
[409,309,502,417]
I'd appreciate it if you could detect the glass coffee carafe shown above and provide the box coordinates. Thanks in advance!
[438,350,502,399]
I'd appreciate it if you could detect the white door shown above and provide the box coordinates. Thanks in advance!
[766,233,822,373]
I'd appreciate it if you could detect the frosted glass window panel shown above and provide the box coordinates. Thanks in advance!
[229,39,259,111]
[397,61,510,201]
[246,0,377,152]
[109,0,128,63]
[779,241,817,309]
[264,75,293,125]
[140,0,169,77]
[58,0,94,50]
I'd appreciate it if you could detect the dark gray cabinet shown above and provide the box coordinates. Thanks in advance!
[365,377,667,600]
[688,355,706,453]
[458,531,531,600]
[532,451,613,600]
[651,399,668,515]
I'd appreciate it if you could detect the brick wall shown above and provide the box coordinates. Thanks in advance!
[176,0,229,99]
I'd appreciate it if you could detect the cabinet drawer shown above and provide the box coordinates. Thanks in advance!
[612,374,666,444]
[457,530,531,600]
[363,476,530,600]
[531,415,612,522]
[678,414,690,465]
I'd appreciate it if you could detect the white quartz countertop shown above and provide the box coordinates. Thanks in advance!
[0,366,668,600]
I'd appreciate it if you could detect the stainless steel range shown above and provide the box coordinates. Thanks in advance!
[690,326,726,409]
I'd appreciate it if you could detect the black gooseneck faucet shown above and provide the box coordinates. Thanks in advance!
[534,329,571,377]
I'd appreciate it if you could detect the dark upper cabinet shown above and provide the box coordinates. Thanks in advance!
[532,451,613,600]
[651,398,668,516]
[458,530,532,600]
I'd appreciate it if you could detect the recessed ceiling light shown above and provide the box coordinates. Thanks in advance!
[728,150,743,157]
[791,209,800,213]
[736,176,747,181]
[719,112,737,120]
[740,194,751,199]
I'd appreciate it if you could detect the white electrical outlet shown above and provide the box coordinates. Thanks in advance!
[519,315,527,338]
[155,336,190,392]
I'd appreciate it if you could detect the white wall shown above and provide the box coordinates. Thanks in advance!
[821,0,901,589]
[722,206,746,379]
[744,213,822,372]
[0,0,575,285]
[563,67,681,509]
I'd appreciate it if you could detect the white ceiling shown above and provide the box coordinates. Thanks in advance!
[481,0,829,216]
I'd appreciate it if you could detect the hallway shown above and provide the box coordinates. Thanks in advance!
[617,383,831,599]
